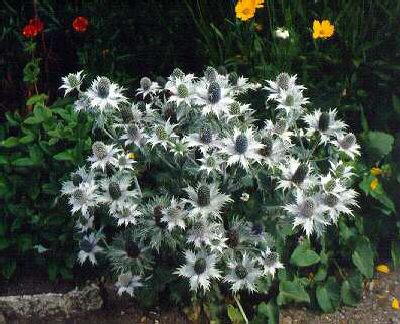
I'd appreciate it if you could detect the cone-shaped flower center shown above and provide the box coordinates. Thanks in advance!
[291,164,308,185]
[109,182,122,200]
[300,198,315,218]
[197,185,211,207]
[235,264,248,279]
[194,257,207,275]
[177,84,189,98]
[199,127,212,144]
[341,134,356,150]
[259,138,273,157]
[324,193,339,207]
[276,72,290,90]
[92,141,108,159]
[318,112,330,132]
[97,77,111,98]
[73,189,86,204]
[155,126,168,140]
[140,77,152,91]
[120,104,134,123]
[251,221,264,235]
[229,102,241,115]
[72,174,83,186]
[208,82,221,104]
[80,238,95,253]
[235,134,249,154]
[226,229,240,248]
[204,66,217,82]
[264,251,279,266]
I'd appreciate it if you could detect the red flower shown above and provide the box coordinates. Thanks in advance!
[22,17,44,38]
[72,16,89,33]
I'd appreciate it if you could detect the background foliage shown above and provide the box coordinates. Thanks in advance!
[0,0,399,321]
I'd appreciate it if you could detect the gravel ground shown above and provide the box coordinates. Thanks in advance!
[280,270,400,324]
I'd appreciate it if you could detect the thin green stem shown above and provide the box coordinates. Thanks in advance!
[233,294,249,324]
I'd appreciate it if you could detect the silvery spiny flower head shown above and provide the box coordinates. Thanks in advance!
[78,232,104,265]
[224,253,262,293]
[110,204,141,227]
[303,109,347,145]
[264,119,293,143]
[116,272,143,297]
[257,247,284,277]
[161,197,187,231]
[88,141,120,172]
[120,123,148,148]
[197,152,224,176]
[60,70,85,96]
[116,153,136,171]
[264,73,304,101]
[86,76,126,113]
[136,76,160,99]
[97,173,138,214]
[276,87,309,121]
[183,182,232,220]
[175,250,221,292]
[185,125,221,155]
[186,218,226,252]
[333,133,360,159]
[221,127,264,170]
[68,181,98,216]
[148,118,179,150]
[284,189,330,237]
[277,158,315,191]
[61,166,94,195]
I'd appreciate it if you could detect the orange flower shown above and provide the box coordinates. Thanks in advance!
[255,0,265,8]
[312,20,334,39]
[235,0,256,21]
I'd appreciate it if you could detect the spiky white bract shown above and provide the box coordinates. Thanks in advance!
[303,109,346,145]
[148,118,178,150]
[86,76,126,113]
[264,119,293,143]
[136,77,160,99]
[277,158,314,191]
[284,189,329,237]
[197,152,224,175]
[264,73,304,101]
[185,126,221,155]
[120,124,148,148]
[111,204,141,227]
[221,128,264,170]
[175,250,221,292]
[224,253,262,293]
[61,167,94,195]
[276,87,309,120]
[333,133,360,159]
[60,70,85,96]
[116,272,143,297]
[166,78,196,107]
[257,247,284,277]
[88,142,120,172]
[186,219,226,251]
[78,232,103,265]
[161,197,187,231]
[68,181,98,216]
[183,183,232,220]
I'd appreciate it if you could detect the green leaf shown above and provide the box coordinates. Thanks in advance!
[2,260,16,279]
[0,155,8,165]
[290,243,320,267]
[227,305,245,324]
[23,116,42,125]
[252,301,278,324]
[363,131,394,161]
[53,149,75,162]
[277,280,310,305]
[352,237,374,278]
[19,134,35,144]
[341,273,363,306]
[316,278,340,312]
[11,157,37,167]
[391,241,400,269]
[26,93,48,106]
[1,137,20,148]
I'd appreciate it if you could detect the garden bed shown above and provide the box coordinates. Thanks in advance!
[0,270,398,323]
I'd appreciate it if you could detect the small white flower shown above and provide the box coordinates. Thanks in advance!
[240,192,250,202]
[333,133,360,159]
[175,250,221,292]
[257,247,284,277]
[88,141,120,172]
[224,253,262,293]
[78,233,103,265]
[60,70,85,96]
[116,272,142,297]
[221,127,264,170]
[274,27,290,39]
[183,183,232,220]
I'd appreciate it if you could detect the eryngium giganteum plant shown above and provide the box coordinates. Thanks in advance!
[60,67,359,300]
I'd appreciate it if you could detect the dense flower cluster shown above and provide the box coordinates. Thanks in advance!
[60,67,358,297]
[22,18,44,38]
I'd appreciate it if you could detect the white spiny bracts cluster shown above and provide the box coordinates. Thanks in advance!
[60,67,359,296]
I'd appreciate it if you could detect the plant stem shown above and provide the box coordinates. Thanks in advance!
[233,294,249,324]
[133,175,143,197]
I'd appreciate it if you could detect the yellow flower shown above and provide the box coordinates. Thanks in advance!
[370,167,382,176]
[370,178,379,190]
[127,152,136,160]
[255,0,265,8]
[392,297,400,310]
[235,0,256,21]
[312,20,335,39]
[376,264,390,274]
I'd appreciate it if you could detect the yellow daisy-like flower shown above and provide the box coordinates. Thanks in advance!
[370,178,379,191]
[127,152,136,160]
[235,0,256,21]
[392,297,400,310]
[370,167,382,176]
[255,0,265,8]
[376,264,390,274]
[312,20,335,39]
